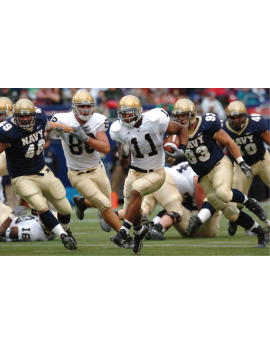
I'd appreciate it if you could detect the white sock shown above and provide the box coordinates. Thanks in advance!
[197,209,211,223]
[134,225,144,236]
[153,216,161,224]
[51,224,67,238]
[248,222,259,231]
[242,195,249,204]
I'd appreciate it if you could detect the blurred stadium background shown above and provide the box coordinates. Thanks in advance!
[2,87,269,206]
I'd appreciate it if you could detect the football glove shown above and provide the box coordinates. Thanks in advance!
[11,206,28,217]
[239,161,253,178]
[69,126,89,143]
[121,139,130,158]
[165,145,185,159]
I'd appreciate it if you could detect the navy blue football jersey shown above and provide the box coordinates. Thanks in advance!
[184,114,224,178]
[0,108,48,178]
[222,114,268,166]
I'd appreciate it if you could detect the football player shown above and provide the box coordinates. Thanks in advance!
[169,99,269,248]
[220,101,270,236]
[0,99,78,251]
[94,162,221,239]
[0,97,12,176]
[0,206,56,242]
[49,91,133,248]
[109,95,189,253]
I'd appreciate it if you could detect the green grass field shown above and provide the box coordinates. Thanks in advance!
[1,202,269,256]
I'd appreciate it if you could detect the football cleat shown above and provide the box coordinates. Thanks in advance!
[185,214,202,236]
[263,220,270,244]
[133,226,149,253]
[61,234,77,251]
[148,223,166,240]
[228,221,238,236]
[110,229,127,247]
[66,229,78,249]
[97,211,111,232]
[245,198,267,221]
[73,195,87,220]
[145,221,154,240]
[254,226,269,248]
[121,235,134,249]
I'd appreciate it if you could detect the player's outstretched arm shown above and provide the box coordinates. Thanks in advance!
[47,121,75,133]
[214,129,252,178]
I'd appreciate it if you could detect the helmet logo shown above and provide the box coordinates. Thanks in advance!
[81,100,91,105]
[121,105,130,110]
[21,110,30,115]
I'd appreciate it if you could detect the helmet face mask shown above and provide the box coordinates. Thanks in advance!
[13,99,36,130]
[118,107,142,128]
[0,97,13,122]
[72,91,95,121]
[226,101,248,131]
[172,99,197,128]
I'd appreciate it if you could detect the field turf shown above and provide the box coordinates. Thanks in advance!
[0,202,269,256]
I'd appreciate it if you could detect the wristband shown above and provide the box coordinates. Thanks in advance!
[122,155,129,160]
[179,144,187,152]
[236,157,244,165]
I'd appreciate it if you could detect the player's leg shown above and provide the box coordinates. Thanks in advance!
[0,201,12,227]
[193,210,222,237]
[0,152,8,177]
[11,173,76,250]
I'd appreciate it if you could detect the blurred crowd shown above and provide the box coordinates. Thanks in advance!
[1,88,269,120]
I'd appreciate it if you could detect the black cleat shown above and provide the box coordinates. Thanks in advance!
[245,198,267,221]
[254,226,269,248]
[133,226,149,253]
[122,235,134,249]
[110,229,127,247]
[66,229,78,249]
[97,211,111,232]
[73,195,87,220]
[148,223,166,240]
[185,214,202,236]
[228,221,238,236]
[145,221,154,240]
[264,220,270,244]
[61,234,77,251]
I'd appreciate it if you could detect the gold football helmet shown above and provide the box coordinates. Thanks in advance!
[72,90,95,121]
[13,99,36,129]
[0,97,13,122]
[118,95,143,128]
[226,101,248,130]
[171,99,197,127]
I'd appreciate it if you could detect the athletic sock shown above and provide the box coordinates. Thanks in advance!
[153,216,162,224]
[231,189,248,204]
[121,219,133,235]
[57,213,71,232]
[198,202,216,223]
[235,210,255,229]
[39,210,66,238]
[134,224,143,235]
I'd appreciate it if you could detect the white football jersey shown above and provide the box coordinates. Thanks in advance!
[5,216,56,241]
[166,162,197,206]
[110,108,170,170]
[51,111,109,170]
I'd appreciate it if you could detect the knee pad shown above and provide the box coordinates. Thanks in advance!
[91,193,111,213]
[48,178,66,200]
[215,188,233,204]
[164,212,181,224]
[207,194,226,211]
[222,202,240,221]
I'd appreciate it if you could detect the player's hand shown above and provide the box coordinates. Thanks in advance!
[121,139,130,158]
[69,126,89,143]
[166,145,185,159]
[239,161,253,178]
[11,206,28,217]
[54,127,65,135]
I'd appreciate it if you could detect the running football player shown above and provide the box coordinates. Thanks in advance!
[109,95,189,253]
[221,101,270,236]
[49,91,133,248]
[0,99,78,251]
[168,99,268,248]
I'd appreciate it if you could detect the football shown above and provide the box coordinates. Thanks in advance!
[163,134,181,164]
